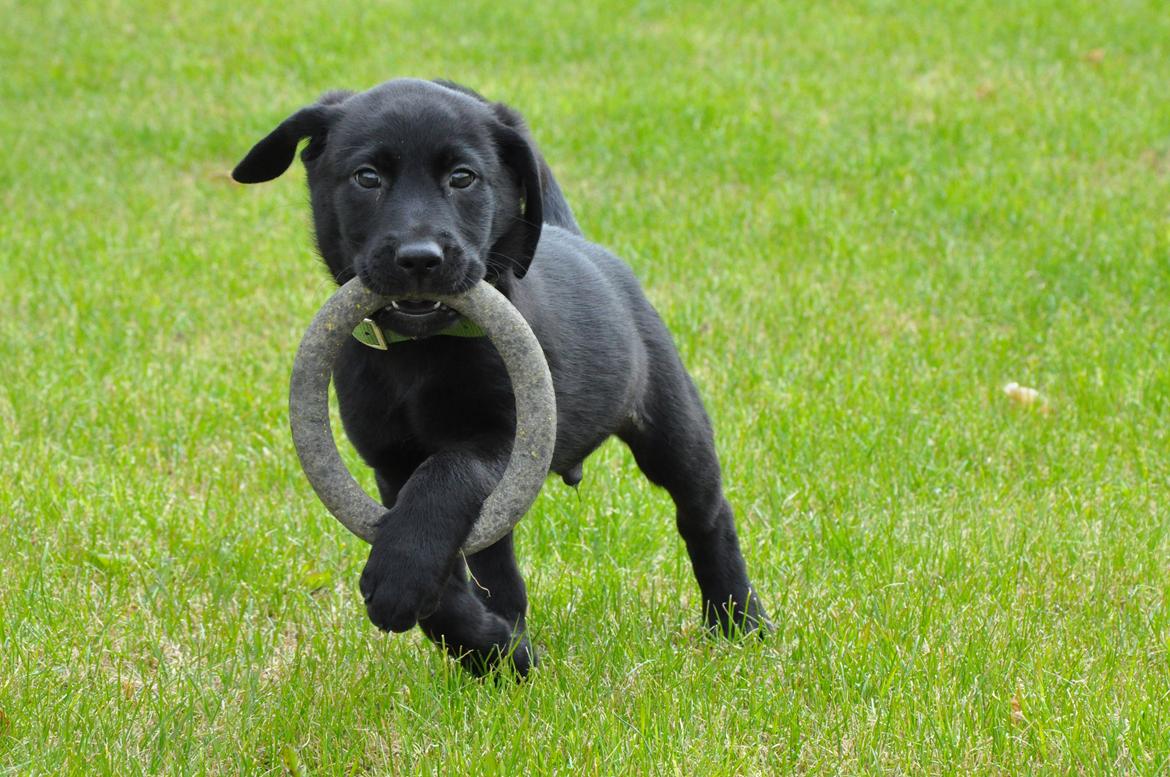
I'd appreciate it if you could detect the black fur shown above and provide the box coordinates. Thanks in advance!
[233,78,769,676]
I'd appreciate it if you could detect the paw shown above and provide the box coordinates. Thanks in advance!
[505,633,538,678]
[704,592,774,639]
[359,540,449,633]
[455,630,537,679]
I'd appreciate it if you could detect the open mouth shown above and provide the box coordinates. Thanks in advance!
[371,298,462,340]
[389,299,449,316]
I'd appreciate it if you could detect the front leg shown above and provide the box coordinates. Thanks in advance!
[360,443,509,634]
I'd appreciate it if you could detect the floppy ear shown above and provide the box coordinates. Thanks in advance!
[491,124,544,279]
[231,104,340,184]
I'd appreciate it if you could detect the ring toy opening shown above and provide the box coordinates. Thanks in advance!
[288,278,557,554]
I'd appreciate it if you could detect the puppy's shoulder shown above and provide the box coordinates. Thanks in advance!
[534,225,638,286]
[533,223,591,255]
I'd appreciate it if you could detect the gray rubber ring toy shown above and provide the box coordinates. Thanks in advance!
[289,278,557,554]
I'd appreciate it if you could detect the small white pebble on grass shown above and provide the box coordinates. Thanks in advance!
[1002,381,1048,412]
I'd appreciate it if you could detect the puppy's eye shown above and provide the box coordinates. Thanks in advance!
[353,168,381,189]
[449,169,477,189]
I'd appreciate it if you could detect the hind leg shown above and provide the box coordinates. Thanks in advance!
[620,352,769,636]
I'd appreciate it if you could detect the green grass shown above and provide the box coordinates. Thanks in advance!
[2,0,1169,773]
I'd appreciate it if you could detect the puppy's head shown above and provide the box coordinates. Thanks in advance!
[232,79,543,337]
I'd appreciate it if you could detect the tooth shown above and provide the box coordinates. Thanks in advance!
[432,301,442,309]
[390,301,400,309]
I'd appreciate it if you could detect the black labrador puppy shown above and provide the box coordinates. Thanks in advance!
[233,78,768,675]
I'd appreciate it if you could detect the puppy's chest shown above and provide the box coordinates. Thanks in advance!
[351,345,517,446]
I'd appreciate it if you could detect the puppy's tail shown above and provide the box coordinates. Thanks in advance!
[433,79,583,236]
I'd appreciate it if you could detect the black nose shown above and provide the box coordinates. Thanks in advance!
[395,241,443,277]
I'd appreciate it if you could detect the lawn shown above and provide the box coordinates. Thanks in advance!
[2,0,1168,773]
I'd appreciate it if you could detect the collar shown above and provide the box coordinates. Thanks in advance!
[352,315,485,350]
